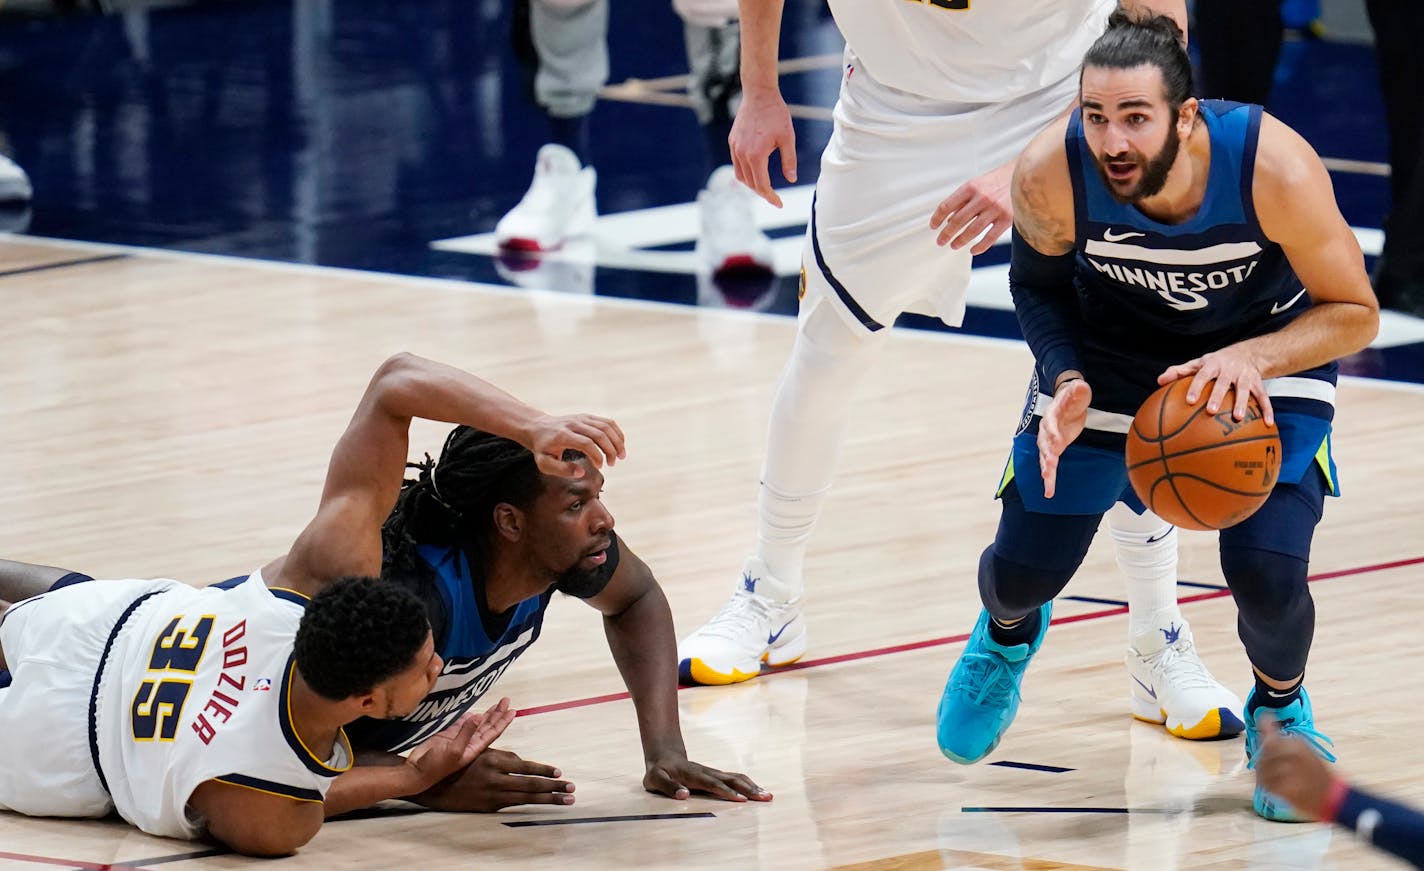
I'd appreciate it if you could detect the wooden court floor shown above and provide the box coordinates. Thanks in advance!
[1,236,1422,870]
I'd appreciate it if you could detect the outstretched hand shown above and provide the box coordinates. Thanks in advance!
[929,160,1015,255]
[643,753,772,803]
[1254,713,1335,820]
[1157,345,1275,426]
[729,88,797,207]
[405,698,516,794]
[1038,379,1091,499]
[415,745,577,813]
[528,414,626,477]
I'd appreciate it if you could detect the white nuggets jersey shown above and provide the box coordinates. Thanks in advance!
[95,572,352,839]
[826,0,1115,103]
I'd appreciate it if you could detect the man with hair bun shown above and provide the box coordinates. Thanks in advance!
[934,12,1378,826]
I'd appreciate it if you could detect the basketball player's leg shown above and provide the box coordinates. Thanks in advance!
[938,479,1101,764]
[1222,465,1332,821]
[497,0,606,250]
[677,293,893,685]
[1108,504,1244,739]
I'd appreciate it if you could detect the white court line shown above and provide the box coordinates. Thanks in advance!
[14,232,1424,387]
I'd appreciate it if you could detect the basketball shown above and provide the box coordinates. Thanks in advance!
[1125,379,1281,530]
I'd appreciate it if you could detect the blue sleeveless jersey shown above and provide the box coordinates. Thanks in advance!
[1005,101,1338,514]
[344,535,620,754]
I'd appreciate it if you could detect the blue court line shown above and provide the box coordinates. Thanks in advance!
[963,807,1176,814]
[503,812,715,828]
[121,848,230,866]
[1062,595,1129,607]
[989,761,1075,774]
[1177,580,1229,591]
[0,253,130,278]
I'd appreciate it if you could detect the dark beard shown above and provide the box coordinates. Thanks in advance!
[1095,121,1180,204]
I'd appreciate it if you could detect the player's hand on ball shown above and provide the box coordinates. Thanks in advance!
[1039,378,1091,499]
[930,159,1014,255]
[1157,346,1274,425]
[406,698,516,793]
[414,744,577,813]
[643,754,772,803]
[529,413,627,477]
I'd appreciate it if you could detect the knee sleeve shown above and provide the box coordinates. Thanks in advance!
[979,482,1101,620]
[978,547,1075,621]
[759,301,889,496]
[1221,545,1314,681]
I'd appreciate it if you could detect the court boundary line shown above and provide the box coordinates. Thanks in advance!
[9,233,1424,394]
[6,555,1421,869]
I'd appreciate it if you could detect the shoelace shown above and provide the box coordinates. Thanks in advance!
[949,652,1024,708]
[1247,711,1338,769]
[1146,637,1222,692]
[698,591,776,642]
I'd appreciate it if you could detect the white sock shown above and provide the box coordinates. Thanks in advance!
[1107,502,1183,648]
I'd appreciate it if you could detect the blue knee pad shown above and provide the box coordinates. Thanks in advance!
[978,547,1076,621]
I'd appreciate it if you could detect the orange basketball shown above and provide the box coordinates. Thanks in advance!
[1125,379,1281,530]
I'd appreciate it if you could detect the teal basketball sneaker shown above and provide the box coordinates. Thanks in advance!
[1245,686,1336,822]
[936,602,1051,764]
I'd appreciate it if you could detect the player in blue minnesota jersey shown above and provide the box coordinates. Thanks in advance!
[0,354,769,815]
[933,11,1379,824]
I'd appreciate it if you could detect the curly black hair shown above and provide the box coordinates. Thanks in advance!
[1083,9,1193,109]
[293,575,430,701]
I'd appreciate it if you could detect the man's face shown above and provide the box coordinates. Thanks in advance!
[524,460,615,589]
[1080,64,1189,204]
[379,632,442,719]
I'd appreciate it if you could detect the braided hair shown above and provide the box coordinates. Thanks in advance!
[381,426,546,599]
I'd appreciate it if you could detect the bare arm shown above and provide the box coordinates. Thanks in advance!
[270,353,625,596]
[1157,114,1379,419]
[189,780,324,857]
[587,547,770,802]
[730,0,795,205]
[322,702,516,817]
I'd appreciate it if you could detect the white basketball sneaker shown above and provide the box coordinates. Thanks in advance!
[1127,617,1245,740]
[495,144,596,252]
[0,154,32,203]
[678,556,806,685]
[695,165,773,275]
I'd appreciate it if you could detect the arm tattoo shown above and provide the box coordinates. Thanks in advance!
[1013,169,1074,255]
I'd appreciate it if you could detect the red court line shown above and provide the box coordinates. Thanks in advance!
[0,849,144,870]
[517,554,1424,718]
[13,555,1423,871]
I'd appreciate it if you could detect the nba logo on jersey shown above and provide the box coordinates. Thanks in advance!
[253,677,272,692]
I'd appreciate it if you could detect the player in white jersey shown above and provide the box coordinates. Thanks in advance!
[677,0,1247,743]
[0,569,498,854]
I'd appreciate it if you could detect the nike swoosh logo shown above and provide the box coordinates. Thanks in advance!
[1145,527,1175,544]
[1270,288,1308,315]
[1132,676,1157,700]
[767,620,793,646]
[1102,228,1147,242]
